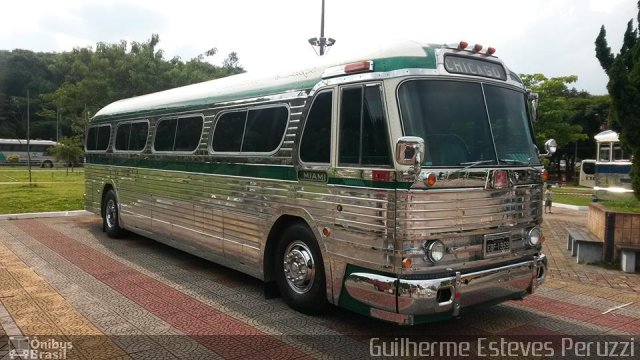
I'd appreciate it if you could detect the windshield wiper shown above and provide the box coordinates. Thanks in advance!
[450,159,496,175]
[499,158,529,165]
[459,159,495,168]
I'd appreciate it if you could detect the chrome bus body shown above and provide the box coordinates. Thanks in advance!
[0,139,58,167]
[593,130,633,198]
[85,41,546,325]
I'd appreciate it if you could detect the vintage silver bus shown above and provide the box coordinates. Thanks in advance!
[85,40,550,325]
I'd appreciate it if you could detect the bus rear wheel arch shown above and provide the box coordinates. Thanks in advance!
[41,160,54,168]
[274,222,328,315]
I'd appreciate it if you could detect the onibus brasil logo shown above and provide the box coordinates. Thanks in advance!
[6,336,72,360]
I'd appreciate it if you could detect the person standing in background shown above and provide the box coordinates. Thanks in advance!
[544,184,553,214]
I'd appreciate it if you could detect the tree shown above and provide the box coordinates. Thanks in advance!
[520,73,591,180]
[49,137,84,174]
[595,1,640,199]
[1,34,245,141]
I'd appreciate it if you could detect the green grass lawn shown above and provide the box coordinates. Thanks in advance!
[550,185,640,212]
[0,167,84,214]
[600,197,640,213]
[551,186,595,207]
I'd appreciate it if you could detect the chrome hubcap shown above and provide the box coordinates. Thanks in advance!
[105,199,117,229]
[283,241,315,294]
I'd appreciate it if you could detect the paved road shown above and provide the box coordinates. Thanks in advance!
[0,211,639,359]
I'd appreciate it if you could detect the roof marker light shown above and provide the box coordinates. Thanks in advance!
[344,60,373,74]
[486,47,496,55]
[321,60,373,79]
[472,44,483,53]
[458,41,468,50]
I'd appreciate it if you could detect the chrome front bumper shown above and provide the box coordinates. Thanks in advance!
[344,254,546,322]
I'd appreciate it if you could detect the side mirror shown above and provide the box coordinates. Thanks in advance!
[396,136,425,175]
[540,139,557,157]
[527,91,539,122]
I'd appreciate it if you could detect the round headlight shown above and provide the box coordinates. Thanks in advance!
[426,240,446,263]
[527,226,542,247]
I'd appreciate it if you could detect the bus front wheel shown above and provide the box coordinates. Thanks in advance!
[275,223,328,315]
[103,190,124,238]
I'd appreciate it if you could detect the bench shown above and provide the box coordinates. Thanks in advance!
[567,228,604,264]
[616,243,640,273]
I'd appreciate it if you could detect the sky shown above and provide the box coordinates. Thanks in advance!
[1,0,637,95]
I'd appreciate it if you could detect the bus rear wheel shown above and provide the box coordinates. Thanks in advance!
[103,190,124,238]
[275,223,328,315]
[42,161,53,168]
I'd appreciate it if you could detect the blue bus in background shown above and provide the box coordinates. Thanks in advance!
[593,130,633,199]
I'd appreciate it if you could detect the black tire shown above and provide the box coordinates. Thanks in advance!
[275,223,328,315]
[43,161,53,168]
[103,190,125,238]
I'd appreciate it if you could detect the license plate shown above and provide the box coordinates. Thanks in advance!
[483,233,511,257]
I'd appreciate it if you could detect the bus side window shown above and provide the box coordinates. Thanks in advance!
[96,126,111,151]
[86,127,98,150]
[613,144,627,161]
[212,111,246,152]
[154,119,177,152]
[243,106,288,153]
[116,123,132,150]
[339,84,391,167]
[129,122,149,151]
[599,143,611,162]
[300,91,332,163]
[87,125,111,151]
[174,116,203,152]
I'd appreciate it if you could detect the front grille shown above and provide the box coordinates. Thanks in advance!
[397,185,542,273]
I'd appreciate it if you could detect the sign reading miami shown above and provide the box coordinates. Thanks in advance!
[298,170,328,183]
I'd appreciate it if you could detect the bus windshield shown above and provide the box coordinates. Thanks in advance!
[398,80,540,167]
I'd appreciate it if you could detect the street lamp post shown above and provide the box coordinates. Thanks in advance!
[308,0,335,56]
[27,89,32,185]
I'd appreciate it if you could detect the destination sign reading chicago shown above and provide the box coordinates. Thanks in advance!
[444,55,507,80]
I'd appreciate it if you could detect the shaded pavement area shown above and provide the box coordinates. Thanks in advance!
[0,210,639,359]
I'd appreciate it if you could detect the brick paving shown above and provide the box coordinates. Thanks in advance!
[0,211,638,359]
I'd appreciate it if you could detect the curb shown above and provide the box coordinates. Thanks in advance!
[0,210,92,221]
[553,202,589,211]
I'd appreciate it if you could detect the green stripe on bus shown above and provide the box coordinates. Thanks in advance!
[86,155,412,189]
[86,154,298,181]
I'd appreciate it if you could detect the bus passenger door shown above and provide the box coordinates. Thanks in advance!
[331,83,395,272]
[296,89,336,264]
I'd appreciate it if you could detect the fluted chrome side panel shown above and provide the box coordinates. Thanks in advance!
[328,185,395,271]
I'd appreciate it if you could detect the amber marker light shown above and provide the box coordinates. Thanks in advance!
[541,169,549,182]
[424,172,437,187]
[402,258,412,268]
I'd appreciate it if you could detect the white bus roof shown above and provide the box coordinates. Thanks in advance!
[0,139,58,145]
[93,40,517,122]
[594,130,619,143]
